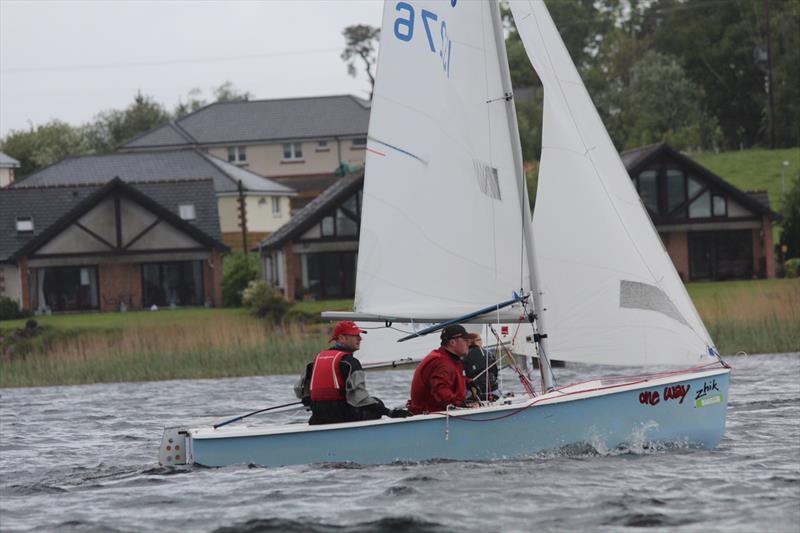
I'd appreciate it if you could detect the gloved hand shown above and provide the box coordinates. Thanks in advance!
[388,408,411,418]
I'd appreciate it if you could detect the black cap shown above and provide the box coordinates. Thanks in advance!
[441,324,469,343]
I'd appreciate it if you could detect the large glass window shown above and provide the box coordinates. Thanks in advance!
[39,266,98,311]
[142,261,203,307]
[689,191,711,218]
[637,170,657,212]
[713,195,727,216]
[666,169,685,212]
[305,252,357,299]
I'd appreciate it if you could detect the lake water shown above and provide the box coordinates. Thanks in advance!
[1,353,798,532]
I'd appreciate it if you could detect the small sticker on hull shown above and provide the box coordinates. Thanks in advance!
[695,394,723,408]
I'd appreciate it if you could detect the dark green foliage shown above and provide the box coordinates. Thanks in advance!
[780,176,800,259]
[86,91,171,153]
[221,252,260,307]
[0,297,30,321]
[0,120,91,178]
[242,280,289,321]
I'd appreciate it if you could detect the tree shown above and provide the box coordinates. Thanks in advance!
[174,82,251,119]
[221,252,260,307]
[640,0,798,149]
[611,51,721,151]
[87,91,171,153]
[0,120,91,177]
[341,24,380,100]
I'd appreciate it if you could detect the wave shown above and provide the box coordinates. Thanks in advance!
[213,516,448,533]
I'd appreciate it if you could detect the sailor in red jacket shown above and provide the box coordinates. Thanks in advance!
[294,320,410,425]
[408,324,472,415]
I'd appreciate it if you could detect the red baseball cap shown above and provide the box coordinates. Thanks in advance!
[330,320,367,341]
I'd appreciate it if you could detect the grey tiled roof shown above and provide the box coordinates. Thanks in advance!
[1,179,223,262]
[0,152,21,168]
[271,173,341,195]
[10,149,294,195]
[259,172,363,251]
[122,95,370,149]
[745,191,771,210]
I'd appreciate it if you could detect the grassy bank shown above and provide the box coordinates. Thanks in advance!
[1,282,797,388]
[687,279,800,356]
[0,303,347,388]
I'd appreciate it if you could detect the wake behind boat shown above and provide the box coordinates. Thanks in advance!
[159,0,730,468]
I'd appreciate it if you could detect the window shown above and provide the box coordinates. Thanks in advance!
[178,204,196,220]
[142,261,204,307]
[666,169,685,213]
[321,215,335,237]
[689,191,711,218]
[227,146,247,163]
[351,138,367,148]
[39,266,98,311]
[637,171,657,212]
[271,197,281,217]
[15,217,34,232]
[283,142,303,160]
[713,195,727,216]
[317,140,330,151]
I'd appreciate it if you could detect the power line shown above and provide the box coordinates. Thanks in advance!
[2,47,342,74]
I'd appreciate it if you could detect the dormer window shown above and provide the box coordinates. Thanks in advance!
[179,204,196,220]
[16,217,34,232]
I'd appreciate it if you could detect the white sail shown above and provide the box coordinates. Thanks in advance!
[356,0,530,319]
[509,0,717,366]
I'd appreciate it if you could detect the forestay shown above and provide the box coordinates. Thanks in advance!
[356,0,531,319]
[509,0,717,366]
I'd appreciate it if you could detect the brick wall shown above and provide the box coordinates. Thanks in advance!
[662,231,689,281]
[99,263,142,311]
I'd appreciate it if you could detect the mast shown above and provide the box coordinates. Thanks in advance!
[489,1,554,391]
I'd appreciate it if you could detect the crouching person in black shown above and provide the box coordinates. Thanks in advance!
[294,320,410,425]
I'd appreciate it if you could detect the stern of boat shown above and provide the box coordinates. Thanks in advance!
[158,427,189,466]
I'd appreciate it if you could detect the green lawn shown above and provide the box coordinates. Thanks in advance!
[690,147,800,213]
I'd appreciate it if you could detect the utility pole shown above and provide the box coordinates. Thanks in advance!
[237,180,248,252]
[764,0,776,149]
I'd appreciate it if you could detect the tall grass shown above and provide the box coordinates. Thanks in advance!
[1,317,327,388]
[688,279,800,355]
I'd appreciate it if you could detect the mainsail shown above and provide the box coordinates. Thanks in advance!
[356,0,531,319]
[509,0,717,366]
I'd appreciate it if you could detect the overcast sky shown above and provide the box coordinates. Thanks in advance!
[0,0,383,138]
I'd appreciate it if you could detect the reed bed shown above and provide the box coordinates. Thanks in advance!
[689,279,800,355]
[1,317,328,388]
[1,280,797,388]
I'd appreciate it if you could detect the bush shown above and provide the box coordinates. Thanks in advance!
[242,280,289,321]
[221,252,260,307]
[0,297,30,321]
[785,258,800,279]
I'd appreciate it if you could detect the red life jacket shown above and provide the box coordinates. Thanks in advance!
[309,350,348,401]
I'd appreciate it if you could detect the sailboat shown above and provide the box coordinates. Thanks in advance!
[159,0,729,468]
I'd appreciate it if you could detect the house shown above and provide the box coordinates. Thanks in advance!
[622,143,778,280]
[0,178,228,312]
[119,95,370,211]
[259,143,779,302]
[0,152,21,188]
[9,148,295,251]
[259,173,362,302]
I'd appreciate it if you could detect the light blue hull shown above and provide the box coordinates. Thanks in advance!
[186,369,730,468]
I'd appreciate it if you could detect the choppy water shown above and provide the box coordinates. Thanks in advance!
[1,353,798,532]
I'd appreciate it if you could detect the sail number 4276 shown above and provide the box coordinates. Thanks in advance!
[394,2,454,77]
